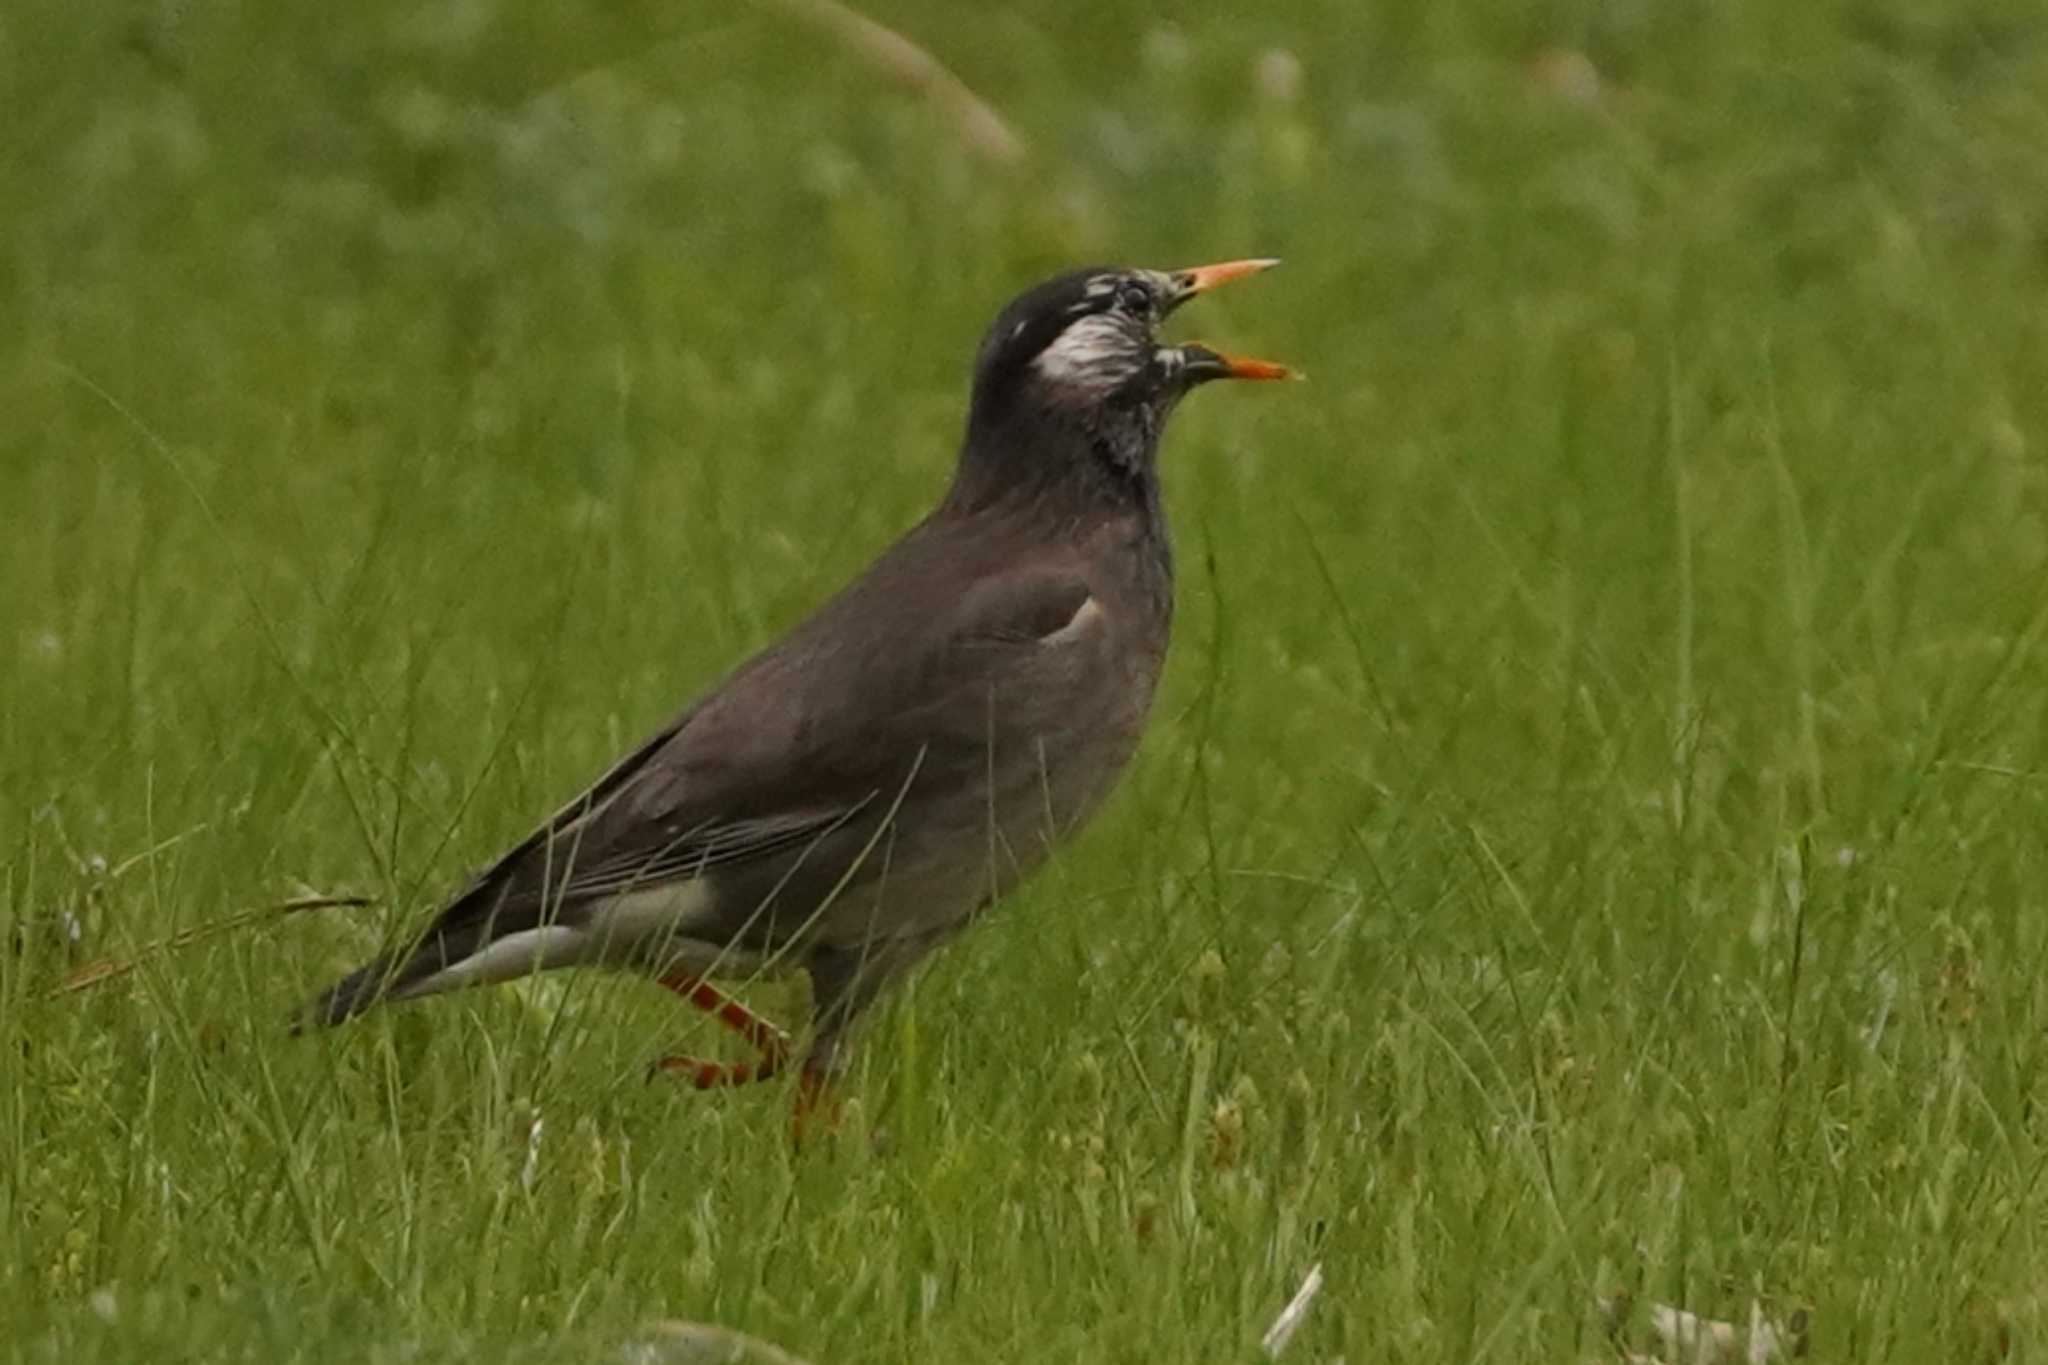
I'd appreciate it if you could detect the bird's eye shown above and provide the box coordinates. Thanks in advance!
[1116,283,1152,315]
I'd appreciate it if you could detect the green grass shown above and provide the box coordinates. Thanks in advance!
[8,0,2048,1359]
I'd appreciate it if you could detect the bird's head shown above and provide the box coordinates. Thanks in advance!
[958,260,1290,495]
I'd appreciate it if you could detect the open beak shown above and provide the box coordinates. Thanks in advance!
[1166,257,1282,308]
[1161,258,1293,383]
[1177,343,1295,385]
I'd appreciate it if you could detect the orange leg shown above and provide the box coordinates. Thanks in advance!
[648,972,792,1090]
[789,1060,843,1144]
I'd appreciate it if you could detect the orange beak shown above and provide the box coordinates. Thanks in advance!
[1163,259,1292,381]
[1170,257,1283,299]
[1179,343,1296,384]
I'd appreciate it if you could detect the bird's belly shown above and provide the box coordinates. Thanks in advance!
[809,719,1148,949]
[678,675,1161,968]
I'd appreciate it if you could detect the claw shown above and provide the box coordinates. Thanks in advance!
[649,972,791,1087]
[647,973,850,1145]
[649,1053,778,1089]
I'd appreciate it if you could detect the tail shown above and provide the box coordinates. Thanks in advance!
[291,891,582,1032]
[295,719,689,1032]
[291,935,466,1032]
[290,895,513,1030]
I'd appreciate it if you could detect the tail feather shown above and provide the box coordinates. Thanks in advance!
[292,880,599,1032]
[291,914,502,1032]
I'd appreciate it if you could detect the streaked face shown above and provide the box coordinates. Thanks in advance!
[1026,269,1176,402]
[969,260,1290,419]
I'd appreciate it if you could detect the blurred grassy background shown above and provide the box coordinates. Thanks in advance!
[6,0,2048,1360]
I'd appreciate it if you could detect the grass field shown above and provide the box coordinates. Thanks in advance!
[8,1,2048,1360]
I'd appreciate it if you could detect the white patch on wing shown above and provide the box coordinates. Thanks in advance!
[1033,314,1144,394]
[581,879,715,960]
[1042,595,1105,646]
[592,878,779,972]
[593,879,780,978]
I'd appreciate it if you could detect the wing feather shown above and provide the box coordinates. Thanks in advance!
[299,522,1115,1027]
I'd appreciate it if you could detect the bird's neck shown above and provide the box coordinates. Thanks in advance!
[944,400,1164,527]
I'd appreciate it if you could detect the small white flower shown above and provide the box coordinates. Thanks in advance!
[521,1113,545,1193]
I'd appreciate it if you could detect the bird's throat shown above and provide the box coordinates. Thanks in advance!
[948,398,1165,522]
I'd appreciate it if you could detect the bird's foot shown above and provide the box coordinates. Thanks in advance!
[648,971,791,1088]
[790,1061,842,1146]
[647,1052,782,1089]
[647,972,851,1147]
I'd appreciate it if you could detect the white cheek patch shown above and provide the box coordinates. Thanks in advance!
[1032,314,1145,396]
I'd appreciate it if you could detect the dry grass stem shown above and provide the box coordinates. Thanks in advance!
[770,0,1026,164]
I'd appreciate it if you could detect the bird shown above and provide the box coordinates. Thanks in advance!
[297,260,1291,1121]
